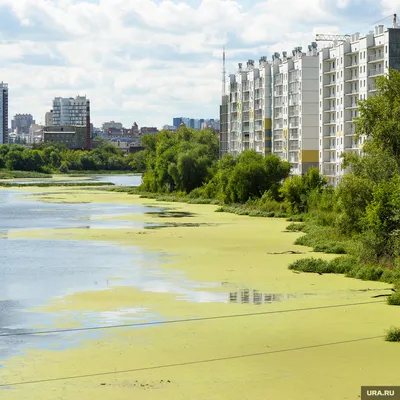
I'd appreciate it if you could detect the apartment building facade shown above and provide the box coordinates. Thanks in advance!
[319,22,400,186]
[51,95,91,149]
[272,44,319,175]
[226,57,272,157]
[0,82,8,145]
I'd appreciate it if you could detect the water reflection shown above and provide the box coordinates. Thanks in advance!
[229,289,308,305]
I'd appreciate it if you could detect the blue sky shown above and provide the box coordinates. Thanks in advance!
[0,0,396,129]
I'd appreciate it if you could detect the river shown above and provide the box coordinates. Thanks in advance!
[0,178,399,400]
[0,175,223,367]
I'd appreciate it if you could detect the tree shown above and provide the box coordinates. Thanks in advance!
[356,68,400,165]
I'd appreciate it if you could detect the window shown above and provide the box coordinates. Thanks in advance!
[360,66,362,73]
[341,57,343,64]
[385,46,387,53]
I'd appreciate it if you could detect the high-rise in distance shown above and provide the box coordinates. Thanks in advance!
[0,82,8,145]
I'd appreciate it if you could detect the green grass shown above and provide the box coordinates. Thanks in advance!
[285,222,306,232]
[294,223,349,254]
[68,170,142,176]
[385,327,400,342]
[0,170,52,179]
[0,182,114,187]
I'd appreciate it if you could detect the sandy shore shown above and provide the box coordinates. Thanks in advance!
[1,187,399,400]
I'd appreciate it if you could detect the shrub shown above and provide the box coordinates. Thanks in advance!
[288,258,331,274]
[387,291,400,306]
[286,223,306,232]
[385,327,400,342]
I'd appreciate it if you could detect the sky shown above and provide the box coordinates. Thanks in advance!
[0,0,397,129]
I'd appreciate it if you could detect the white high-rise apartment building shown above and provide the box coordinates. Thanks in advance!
[0,82,8,144]
[319,20,400,186]
[52,95,90,126]
[227,57,272,156]
[272,44,319,175]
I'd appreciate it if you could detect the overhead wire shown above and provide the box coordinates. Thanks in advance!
[0,300,386,338]
[0,335,384,387]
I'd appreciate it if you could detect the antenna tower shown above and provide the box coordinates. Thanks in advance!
[222,46,226,97]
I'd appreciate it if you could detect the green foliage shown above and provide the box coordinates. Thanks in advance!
[387,291,400,306]
[385,327,400,342]
[140,127,218,194]
[356,69,400,164]
[279,168,327,214]
[0,142,140,174]
[285,223,306,231]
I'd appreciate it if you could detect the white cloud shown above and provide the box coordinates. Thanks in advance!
[0,0,391,128]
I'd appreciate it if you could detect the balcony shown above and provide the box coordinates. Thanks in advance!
[324,145,336,150]
[368,53,384,63]
[255,113,263,121]
[345,90,359,95]
[345,103,358,109]
[345,62,358,69]
[255,135,263,142]
[324,120,336,125]
[368,84,378,92]
[289,98,299,106]
[289,106,300,115]
[368,68,384,77]
[274,92,283,97]
[324,82,336,87]
[345,76,359,82]
[324,68,336,74]
[274,134,283,140]
[275,113,283,119]
[289,122,299,129]
[324,94,336,100]
[274,76,283,85]
[324,108,336,113]
[323,169,336,177]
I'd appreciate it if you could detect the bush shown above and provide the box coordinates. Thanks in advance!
[387,291,400,306]
[288,258,331,274]
[286,223,306,232]
[385,327,400,342]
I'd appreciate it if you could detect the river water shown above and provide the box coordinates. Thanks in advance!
[0,175,226,367]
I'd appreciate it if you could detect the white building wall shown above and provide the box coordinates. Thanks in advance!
[319,23,398,186]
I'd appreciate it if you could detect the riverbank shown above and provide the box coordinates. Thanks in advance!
[1,187,399,400]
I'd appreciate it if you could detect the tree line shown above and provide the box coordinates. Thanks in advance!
[0,141,145,173]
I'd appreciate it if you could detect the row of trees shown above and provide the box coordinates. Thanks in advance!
[139,69,400,269]
[0,141,145,173]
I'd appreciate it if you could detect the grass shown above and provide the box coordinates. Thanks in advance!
[293,223,349,254]
[0,170,52,179]
[289,255,400,286]
[68,170,142,176]
[385,327,400,342]
[215,205,288,218]
[0,182,114,187]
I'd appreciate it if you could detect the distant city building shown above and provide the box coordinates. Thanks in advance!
[163,125,177,131]
[30,123,44,144]
[140,127,159,135]
[172,117,182,129]
[11,114,35,135]
[43,125,88,149]
[171,117,219,132]
[45,111,53,127]
[0,82,8,144]
[102,121,123,132]
[52,95,91,149]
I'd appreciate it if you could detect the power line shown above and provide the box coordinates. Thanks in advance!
[0,300,385,338]
[0,335,384,387]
